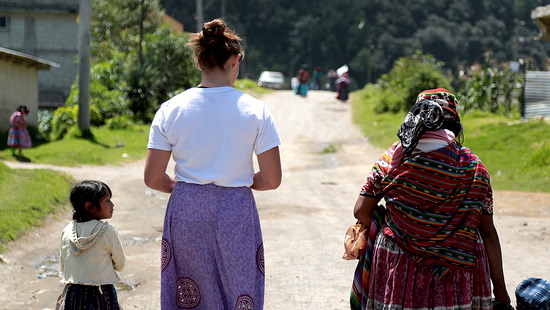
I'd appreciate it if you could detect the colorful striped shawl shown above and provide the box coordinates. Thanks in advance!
[380,141,491,279]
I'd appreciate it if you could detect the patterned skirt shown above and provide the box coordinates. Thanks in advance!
[161,182,264,310]
[7,127,32,148]
[55,284,121,310]
[363,232,492,310]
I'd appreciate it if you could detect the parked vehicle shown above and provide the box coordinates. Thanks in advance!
[257,71,285,89]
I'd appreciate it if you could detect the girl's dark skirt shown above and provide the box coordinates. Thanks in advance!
[161,182,264,310]
[56,284,121,310]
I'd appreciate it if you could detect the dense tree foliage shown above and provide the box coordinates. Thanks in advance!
[46,0,199,139]
[161,0,550,88]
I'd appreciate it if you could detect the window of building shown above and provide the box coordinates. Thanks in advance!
[0,16,7,31]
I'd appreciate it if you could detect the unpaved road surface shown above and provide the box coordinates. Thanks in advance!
[2,90,549,309]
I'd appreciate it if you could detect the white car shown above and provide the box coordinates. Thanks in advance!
[257,71,285,89]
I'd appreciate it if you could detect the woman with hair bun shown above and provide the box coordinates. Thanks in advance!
[145,19,281,309]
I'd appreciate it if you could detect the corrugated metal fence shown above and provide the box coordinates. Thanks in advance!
[524,71,550,119]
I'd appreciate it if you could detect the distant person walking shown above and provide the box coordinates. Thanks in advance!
[7,104,32,157]
[56,180,126,310]
[326,69,338,92]
[294,64,309,97]
[336,72,350,102]
[144,19,282,310]
[310,66,322,90]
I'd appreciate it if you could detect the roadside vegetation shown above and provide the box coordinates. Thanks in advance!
[351,53,549,193]
[0,162,73,253]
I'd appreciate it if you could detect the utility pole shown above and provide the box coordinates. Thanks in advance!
[78,0,91,131]
[195,0,203,32]
[221,0,226,18]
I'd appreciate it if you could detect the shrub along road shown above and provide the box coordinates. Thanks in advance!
[1,90,549,309]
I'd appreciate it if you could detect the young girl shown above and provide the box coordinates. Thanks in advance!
[7,104,32,157]
[56,180,126,310]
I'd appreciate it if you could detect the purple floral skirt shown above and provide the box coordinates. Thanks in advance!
[161,182,264,310]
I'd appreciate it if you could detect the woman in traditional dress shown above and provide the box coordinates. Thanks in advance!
[144,19,281,309]
[351,88,512,309]
[7,104,32,157]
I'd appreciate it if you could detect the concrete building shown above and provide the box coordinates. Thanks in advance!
[0,0,79,109]
[0,47,58,131]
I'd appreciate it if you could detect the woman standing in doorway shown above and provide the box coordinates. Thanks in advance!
[144,19,282,310]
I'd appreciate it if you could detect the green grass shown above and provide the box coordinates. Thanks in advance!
[0,162,72,252]
[351,84,550,193]
[0,124,150,166]
[319,143,341,154]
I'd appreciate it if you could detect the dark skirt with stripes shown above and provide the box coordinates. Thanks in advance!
[161,182,264,310]
[56,284,121,310]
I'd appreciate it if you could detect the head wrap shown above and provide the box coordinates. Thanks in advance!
[415,88,460,121]
[397,88,460,156]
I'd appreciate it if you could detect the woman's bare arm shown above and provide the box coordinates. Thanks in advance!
[144,149,175,193]
[353,195,380,226]
[479,214,511,307]
[251,146,281,191]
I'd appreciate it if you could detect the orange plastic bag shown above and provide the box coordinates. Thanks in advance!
[342,223,368,260]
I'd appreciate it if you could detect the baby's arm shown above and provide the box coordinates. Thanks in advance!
[105,225,126,272]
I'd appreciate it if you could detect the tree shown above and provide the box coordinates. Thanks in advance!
[51,0,200,139]
[159,0,550,89]
[90,0,199,122]
[126,24,200,120]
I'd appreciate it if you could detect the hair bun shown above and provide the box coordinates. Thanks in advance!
[201,19,227,46]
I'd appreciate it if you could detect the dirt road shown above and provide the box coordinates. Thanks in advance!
[2,90,549,309]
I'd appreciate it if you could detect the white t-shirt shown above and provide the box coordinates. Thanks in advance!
[148,86,281,187]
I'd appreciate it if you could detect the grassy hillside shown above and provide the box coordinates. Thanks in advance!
[0,162,72,252]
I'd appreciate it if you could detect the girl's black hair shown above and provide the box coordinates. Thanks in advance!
[16,104,29,114]
[70,180,112,222]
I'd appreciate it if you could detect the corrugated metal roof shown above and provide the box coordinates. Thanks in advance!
[0,47,59,70]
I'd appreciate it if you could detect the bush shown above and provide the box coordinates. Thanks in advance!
[37,110,54,138]
[51,106,78,140]
[65,79,132,126]
[106,115,133,129]
[376,51,453,113]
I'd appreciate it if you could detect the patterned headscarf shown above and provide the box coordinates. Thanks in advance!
[397,88,460,156]
[415,88,460,121]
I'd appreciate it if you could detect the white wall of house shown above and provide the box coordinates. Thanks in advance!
[0,59,39,132]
